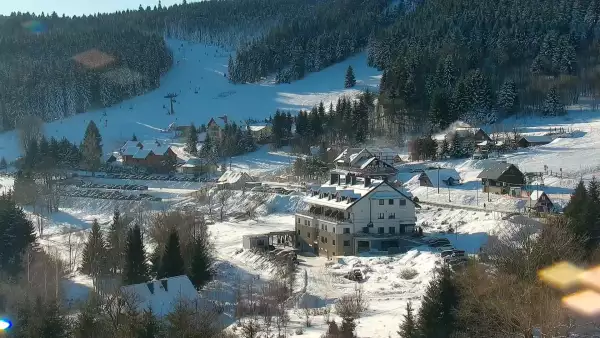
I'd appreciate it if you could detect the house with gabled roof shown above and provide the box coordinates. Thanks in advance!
[333,147,397,180]
[120,139,177,173]
[207,115,229,140]
[477,161,525,195]
[529,190,555,213]
[418,168,461,187]
[296,172,421,257]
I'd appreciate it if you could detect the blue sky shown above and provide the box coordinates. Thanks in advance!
[0,1,197,16]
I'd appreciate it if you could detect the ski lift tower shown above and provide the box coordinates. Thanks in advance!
[164,93,178,115]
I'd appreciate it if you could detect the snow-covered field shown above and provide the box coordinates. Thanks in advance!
[0,39,381,162]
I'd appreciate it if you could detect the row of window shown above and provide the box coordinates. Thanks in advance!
[362,226,399,234]
[378,212,395,219]
[378,199,407,206]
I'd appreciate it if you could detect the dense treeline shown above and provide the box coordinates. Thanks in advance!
[271,91,376,152]
[370,0,600,136]
[229,0,397,84]
[0,15,172,131]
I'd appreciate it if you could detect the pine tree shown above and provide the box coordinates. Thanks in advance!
[430,90,451,129]
[542,86,565,116]
[80,219,108,284]
[398,302,417,338]
[450,133,464,158]
[138,308,161,338]
[0,193,36,276]
[73,295,109,338]
[185,123,198,155]
[417,267,460,338]
[107,209,127,274]
[439,138,450,159]
[345,65,356,88]
[82,120,102,174]
[497,79,519,116]
[132,134,138,141]
[189,237,213,289]
[0,157,6,170]
[158,229,185,279]
[123,224,149,285]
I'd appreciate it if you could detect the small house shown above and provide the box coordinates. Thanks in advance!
[529,190,555,213]
[477,161,526,195]
[207,116,228,140]
[217,170,253,190]
[102,153,117,165]
[178,157,216,175]
[517,135,552,148]
[119,276,205,318]
[418,169,461,187]
[247,123,272,142]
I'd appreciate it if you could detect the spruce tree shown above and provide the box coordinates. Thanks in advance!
[0,193,36,275]
[185,123,198,155]
[82,120,102,174]
[158,229,186,279]
[138,308,161,338]
[417,267,460,338]
[497,79,519,116]
[107,209,127,274]
[542,86,565,116]
[0,157,6,170]
[398,302,417,338]
[80,219,108,283]
[345,65,356,88]
[439,138,450,159]
[132,134,138,141]
[189,237,213,289]
[123,224,149,285]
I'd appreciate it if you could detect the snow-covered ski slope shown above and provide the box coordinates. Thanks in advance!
[0,40,381,162]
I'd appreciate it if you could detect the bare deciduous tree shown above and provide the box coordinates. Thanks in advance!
[217,190,233,221]
[335,286,368,321]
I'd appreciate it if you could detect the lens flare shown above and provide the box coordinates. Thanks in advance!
[0,319,11,330]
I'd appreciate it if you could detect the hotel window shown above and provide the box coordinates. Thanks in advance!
[400,199,406,206]
[389,227,396,234]
[344,228,350,234]
[388,199,394,205]
[297,218,300,224]
[378,227,384,234]
[379,200,384,205]
[333,240,336,245]
[307,232,310,238]
[389,213,396,219]
[378,213,385,219]
[343,240,351,246]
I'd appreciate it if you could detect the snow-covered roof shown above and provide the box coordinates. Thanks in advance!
[185,157,203,166]
[359,157,377,169]
[520,135,552,144]
[208,117,227,128]
[121,140,142,152]
[133,149,153,159]
[146,144,171,156]
[305,175,416,210]
[530,190,548,201]
[120,275,200,318]
[249,125,268,132]
[477,161,520,180]
[422,169,461,187]
[122,146,141,156]
[218,170,252,184]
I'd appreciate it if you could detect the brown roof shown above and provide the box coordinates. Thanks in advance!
[72,49,115,69]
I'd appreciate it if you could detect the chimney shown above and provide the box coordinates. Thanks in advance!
[364,177,371,187]
[330,173,339,185]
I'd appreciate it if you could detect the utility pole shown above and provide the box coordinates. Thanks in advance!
[437,167,440,194]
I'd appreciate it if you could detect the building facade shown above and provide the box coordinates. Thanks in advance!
[478,162,526,195]
[295,173,420,257]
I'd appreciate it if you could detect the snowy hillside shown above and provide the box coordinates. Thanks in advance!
[0,40,381,162]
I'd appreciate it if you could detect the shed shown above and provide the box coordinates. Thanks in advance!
[217,170,253,190]
[518,135,552,148]
[418,169,461,187]
[243,235,270,250]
